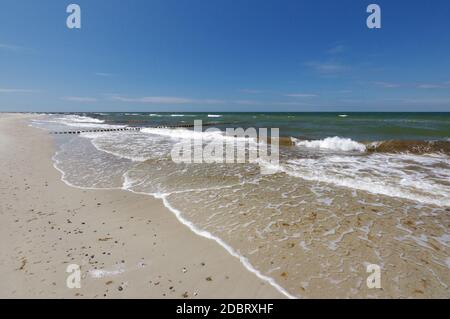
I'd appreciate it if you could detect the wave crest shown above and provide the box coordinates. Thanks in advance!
[292,136,367,152]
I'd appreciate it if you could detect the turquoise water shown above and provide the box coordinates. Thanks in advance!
[30,113,450,298]
[68,112,450,141]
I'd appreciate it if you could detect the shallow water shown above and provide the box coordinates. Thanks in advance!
[31,113,450,298]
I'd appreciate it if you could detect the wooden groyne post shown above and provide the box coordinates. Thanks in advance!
[49,122,231,135]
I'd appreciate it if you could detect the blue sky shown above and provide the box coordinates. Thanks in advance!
[1,0,450,112]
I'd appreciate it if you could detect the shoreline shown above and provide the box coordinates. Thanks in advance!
[0,113,284,298]
[50,117,294,298]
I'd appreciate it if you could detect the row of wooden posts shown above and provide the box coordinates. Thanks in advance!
[49,123,228,135]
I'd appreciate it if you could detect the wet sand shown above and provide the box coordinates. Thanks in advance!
[0,113,283,298]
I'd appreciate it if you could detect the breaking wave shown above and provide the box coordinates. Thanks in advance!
[292,136,367,152]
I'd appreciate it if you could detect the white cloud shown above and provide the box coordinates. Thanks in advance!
[417,84,440,89]
[393,97,450,105]
[233,99,262,105]
[0,43,23,51]
[63,96,98,102]
[306,61,347,75]
[239,89,262,94]
[111,96,224,105]
[374,81,402,88]
[327,44,346,55]
[95,72,113,77]
[285,93,318,98]
[417,82,450,89]
[0,88,39,93]
[375,81,450,89]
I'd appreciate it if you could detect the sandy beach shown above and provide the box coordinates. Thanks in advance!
[0,113,283,298]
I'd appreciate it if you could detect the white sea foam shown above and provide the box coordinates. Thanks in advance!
[275,153,450,207]
[141,127,220,140]
[208,114,223,118]
[119,176,297,299]
[78,130,170,162]
[39,114,449,298]
[61,115,105,123]
[434,234,450,248]
[88,142,152,162]
[67,122,125,129]
[141,127,254,144]
[158,195,296,299]
[171,114,196,117]
[45,114,125,129]
[51,149,122,191]
[292,136,366,152]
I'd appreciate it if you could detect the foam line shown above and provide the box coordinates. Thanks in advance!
[277,163,450,207]
[122,184,297,299]
[52,150,122,191]
[292,136,366,152]
[50,143,297,298]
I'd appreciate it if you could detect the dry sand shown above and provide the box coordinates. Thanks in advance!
[0,113,283,298]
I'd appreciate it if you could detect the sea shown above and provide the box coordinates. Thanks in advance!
[30,112,450,298]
